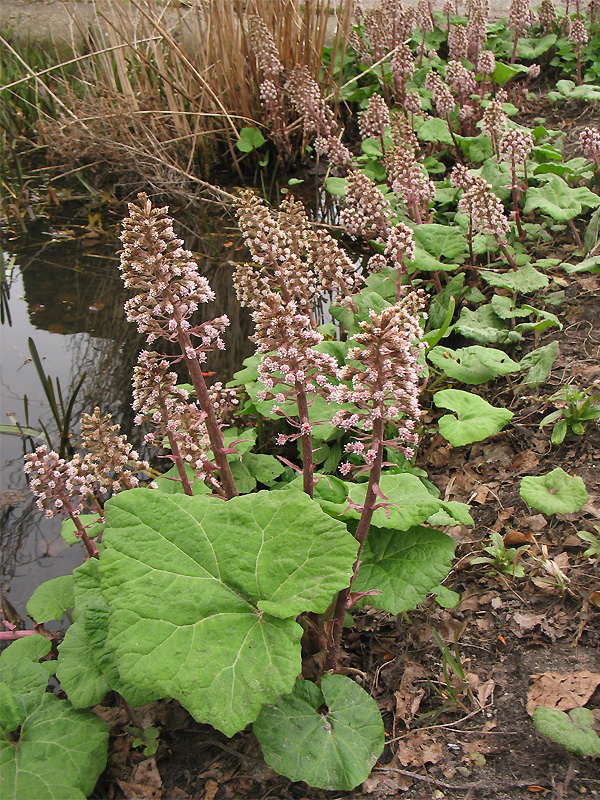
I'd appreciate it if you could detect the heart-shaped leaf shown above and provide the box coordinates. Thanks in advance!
[412,224,468,261]
[352,526,456,613]
[454,304,522,345]
[434,389,513,446]
[26,576,74,623]
[480,264,549,293]
[533,706,600,758]
[520,468,588,514]
[254,675,384,790]
[99,489,358,736]
[523,175,586,222]
[519,341,559,386]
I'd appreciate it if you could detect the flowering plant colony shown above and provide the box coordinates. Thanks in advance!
[4,0,600,794]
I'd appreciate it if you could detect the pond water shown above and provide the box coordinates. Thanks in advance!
[0,206,254,623]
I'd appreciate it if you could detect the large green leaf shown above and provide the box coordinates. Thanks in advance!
[453,304,522,345]
[480,264,549,293]
[57,560,158,709]
[516,33,556,59]
[533,707,600,758]
[352,526,455,613]
[428,345,520,384]
[318,473,443,531]
[0,693,109,800]
[26,576,74,623]
[254,675,384,791]
[99,489,358,735]
[417,117,455,145]
[412,224,468,261]
[523,175,600,222]
[434,389,513,446]
[520,468,588,515]
[412,246,459,273]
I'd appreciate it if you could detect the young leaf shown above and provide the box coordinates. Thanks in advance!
[519,342,558,386]
[428,345,520,384]
[520,468,588,515]
[99,489,359,736]
[351,525,456,614]
[453,304,522,345]
[254,675,384,791]
[533,707,600,758]
[434,389,513,447]
[523,175,589,222]
[61,513,103,546]
[235,127,266,152]
[0,636,55,712]
[26,575,75,623]
[417,117,455,145]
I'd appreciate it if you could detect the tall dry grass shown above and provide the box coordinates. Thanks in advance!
[39,0,354,202]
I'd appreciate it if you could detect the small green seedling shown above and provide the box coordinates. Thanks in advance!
[533,706,600,758]
[539,385,600,444]
[128,726,160,757]
[576,525,600,559]
[471,531,528,578]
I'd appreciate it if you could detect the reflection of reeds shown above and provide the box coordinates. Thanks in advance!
[36,0,353,199]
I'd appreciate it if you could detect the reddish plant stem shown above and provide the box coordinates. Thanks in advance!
[568,219,583,248]
[497,239,518,270]
[69,505,99,558]
[510,30,519,64]
[295,381,314,499]
[324,417,385,673]
[510,161,525,243]
[165,429,194,496]
[178,331,238,499]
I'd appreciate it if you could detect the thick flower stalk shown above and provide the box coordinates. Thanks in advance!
[253,295,339,496]
[286,65,335,140]
[119,194,237,498]
[466,7,488,65]
[324,292,426,671]
[478,49,496,96]
[132,351,215,496]
[384,222,416,300]
[24,446,99,558]
[499,128,533,240]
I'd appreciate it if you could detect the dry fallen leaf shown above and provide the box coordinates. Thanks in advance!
[503,530,535,546]
[526,671,600,716]
[203,779,219,800]
[395,730,444,767]
[118,758,163,800]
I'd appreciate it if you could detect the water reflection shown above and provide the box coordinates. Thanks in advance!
[0,206,254,620]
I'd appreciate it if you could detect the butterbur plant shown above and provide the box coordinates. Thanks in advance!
[10,193,467,794]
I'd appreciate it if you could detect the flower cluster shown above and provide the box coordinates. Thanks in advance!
[433,80,456,118]
[384,146,435,222]
[358,94,390,141]
[79,407,150,494]
[467,6,488,63]
[445,61,476,100]
[570,16,589,46]
[507,0,531,36]
[340,171,392,239]
[119,194,229,362]
[499,128,534,164]
[482,93,507,153]
[448,23,468,61]
[580,127,600,166]
[132,351,212,478]
[252,294,339,436]
[248,15,283,82]
[329,291,426,467]
[384,222,416,271]
[286,65,335,138]
[538,0,558,31]
[390,43,415,102]
[458,176,510,238]
[478,50,496,76]
[24,446,88,518]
